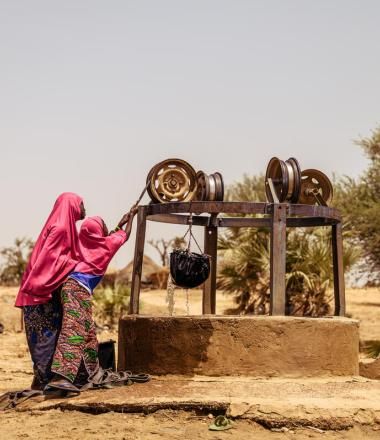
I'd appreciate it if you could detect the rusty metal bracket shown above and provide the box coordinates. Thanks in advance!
[206,213,219,227]
[266,203,290,215]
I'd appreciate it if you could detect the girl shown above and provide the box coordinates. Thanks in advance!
[46,207,138,392]
[15,192,86,390]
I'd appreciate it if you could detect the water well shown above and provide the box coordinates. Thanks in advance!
[118,159,359,378]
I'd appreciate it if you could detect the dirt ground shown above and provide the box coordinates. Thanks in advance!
[0,286,379,439]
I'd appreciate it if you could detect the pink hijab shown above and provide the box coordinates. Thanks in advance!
[75,216,126,276]
[15,192,83,307]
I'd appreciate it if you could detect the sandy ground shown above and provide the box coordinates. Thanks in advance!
[344,287,380,341]
[2,409,380,440]
[1,286,379,338]
[0,286,379,439]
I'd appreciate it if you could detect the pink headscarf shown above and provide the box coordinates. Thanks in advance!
[15,192,83,307]
[75,216,126,276]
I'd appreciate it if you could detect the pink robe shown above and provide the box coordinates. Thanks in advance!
[15,192,83,307]
[75,216,127,275]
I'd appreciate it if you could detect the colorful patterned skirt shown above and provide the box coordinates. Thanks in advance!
[51,278,99,383]
[24,290,62,387]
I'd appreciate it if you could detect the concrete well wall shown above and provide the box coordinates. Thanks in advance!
[118,316,359,377]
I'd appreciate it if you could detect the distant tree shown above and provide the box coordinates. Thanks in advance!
[148,236,186,266]
[171,236,186,250]
[334,125,380,280]
[148,239,172,266]
[0,238,34,286]
[225,173,266,203]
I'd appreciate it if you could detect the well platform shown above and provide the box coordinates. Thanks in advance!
[118,315,359,377]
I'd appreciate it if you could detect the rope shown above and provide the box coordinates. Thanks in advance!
[180,203,203,254]
[134,181,150,206]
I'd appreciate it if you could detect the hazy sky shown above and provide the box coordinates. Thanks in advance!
[1,1,379,267]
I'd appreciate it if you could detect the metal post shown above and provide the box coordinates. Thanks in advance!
[129,206,147,314]
[270,203,287,315]
[332,222,346,316]
[202,225,218,314]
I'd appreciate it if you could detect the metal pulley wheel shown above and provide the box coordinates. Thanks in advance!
[147,159,198,203]
[265,157,301,203]
[299,169,333,206]
[195,171,224,201]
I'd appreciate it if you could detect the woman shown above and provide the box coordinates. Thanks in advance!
[15,192,86,390]
[46,207,138,392]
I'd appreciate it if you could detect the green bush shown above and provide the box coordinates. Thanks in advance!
[363,341,380,359]
[92,283,130,328]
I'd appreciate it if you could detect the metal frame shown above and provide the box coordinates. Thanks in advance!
[128,201,345,317]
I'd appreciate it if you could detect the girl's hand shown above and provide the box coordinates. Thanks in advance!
[117,212,131,228]
[124,205,138,239]
[117,205,139,228]
[129,205,139,217]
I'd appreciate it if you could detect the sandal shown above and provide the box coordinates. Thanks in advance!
[209,415,234,431]
[44,376,80,395]
[81,368,150,391]
[0,389,43,411]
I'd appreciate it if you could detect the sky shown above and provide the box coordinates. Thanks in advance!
[1,0,379,268]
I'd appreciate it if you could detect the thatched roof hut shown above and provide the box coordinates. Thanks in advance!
[115,255,163,286]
